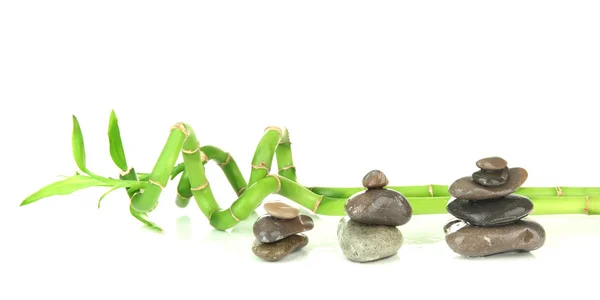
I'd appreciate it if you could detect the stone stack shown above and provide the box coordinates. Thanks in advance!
[337,170,412,263]
[444,157,546,257]
[252,201,314,262]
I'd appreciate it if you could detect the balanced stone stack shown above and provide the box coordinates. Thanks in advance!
[444,157,546,257]
[252,201,314,262]
[337,170,412,263]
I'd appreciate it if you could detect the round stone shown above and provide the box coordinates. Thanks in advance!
[345,189,412,226]
[362,170,389,189]
[444,218,546,257]
[337,217,403,263]
[446,194,533,226]
[253,214,314,244]
[252,234,309,262]
[472,167,509,187]
[476,156,508,171]
[264,201,299,219]
[448,167,528,201]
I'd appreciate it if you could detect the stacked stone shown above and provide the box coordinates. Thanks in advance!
[252,201,314,262]
[337,170,412,263]
[444,157,546,257]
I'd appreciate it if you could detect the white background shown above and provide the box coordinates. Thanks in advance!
[1,1,600,299]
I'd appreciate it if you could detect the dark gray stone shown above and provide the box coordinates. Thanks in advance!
[345,189,412,226]
[253,214,314,243]
[362,170,389,189]
[252,234,308,262]
[444,218,546,257]
[446,194,533,226]
[476,157,508,171]
[472,167,509,187]
[448,167,528,201]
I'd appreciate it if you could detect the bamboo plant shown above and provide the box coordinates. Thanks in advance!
[19,111,600,232]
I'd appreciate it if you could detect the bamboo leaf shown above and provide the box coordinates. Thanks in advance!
[130,205,163,232]
[108,110,128,171]
[71,115,89,173]
[20,175,112,206]
[97,181,147,208]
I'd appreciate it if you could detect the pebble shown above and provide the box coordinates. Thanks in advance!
[337,217,403,263]
[345,188,412,226]
[446,194,533,226]
[472,167,509,187]
[362,170,389,189]
[444,218,546,257]
[476,157,508,171]
[253,214,314,243]
[264,201,299,219]
[448,167,528,200]
[252,234,308,262]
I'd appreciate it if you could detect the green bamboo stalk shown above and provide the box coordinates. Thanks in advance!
[201,145,247,195]
[276,128,297,182]
[248,127,281,186]
[175,170,193,208]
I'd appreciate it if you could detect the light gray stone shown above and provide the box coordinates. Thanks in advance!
[337,217,403,263]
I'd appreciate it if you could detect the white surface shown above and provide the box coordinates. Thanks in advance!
[2,1,600,299]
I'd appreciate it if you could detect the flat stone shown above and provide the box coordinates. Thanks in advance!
[253,214,314,244]
[444,218,546,257]
[362,170,389,189]
[264,201,299,219]
[252,234,308,262]
[446,194,533,226]
[337,217,403,263]
[476,157,508,171]
[448,167,528,201]
[472,167,509,187]
[345,189,412,226]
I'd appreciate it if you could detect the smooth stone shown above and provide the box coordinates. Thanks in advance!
[263,201,299,219]
[345,189,412,226]
[448,167,528,201]
[476,156,508,171]
[337,217,403,263]
[252,234,308,262]
[253,214,314,243]
[472,167,509,187]
[444,218,546,257]
[362,170,389,189]
[446,194,533,226]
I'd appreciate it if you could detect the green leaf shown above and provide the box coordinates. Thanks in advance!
[20,175,112,206]
[130,205,163,233]
[97,181,147,208]
[108,110,128,171]
[72,115,89,173]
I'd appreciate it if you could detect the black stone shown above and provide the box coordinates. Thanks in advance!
[472,167,509,187]
[446,194,533,226]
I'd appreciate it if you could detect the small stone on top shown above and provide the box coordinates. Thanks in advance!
[264,201,299,219]
[362,170,389,189]
[476,157,508,171]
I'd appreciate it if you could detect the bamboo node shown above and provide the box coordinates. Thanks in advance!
[219,153,231,167]
[119,167,133,177]
[252,161,270,172]
[237,187,246,196]
[201,151,208,163]
[191,181,209,191]
[182,144,201,155]
[209,209,218,220]
[149,179,166,189]
[585,195,590,215]
[170,122,189,138]
[555,186,563,196]
[313,195,323,213]
[279,165,295,172]
[230,207,241,222]
[177,192,190,200]
[428,184,434,197]
[129,192,141,202]
[264,126,283,137]
[268,174,282,194]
